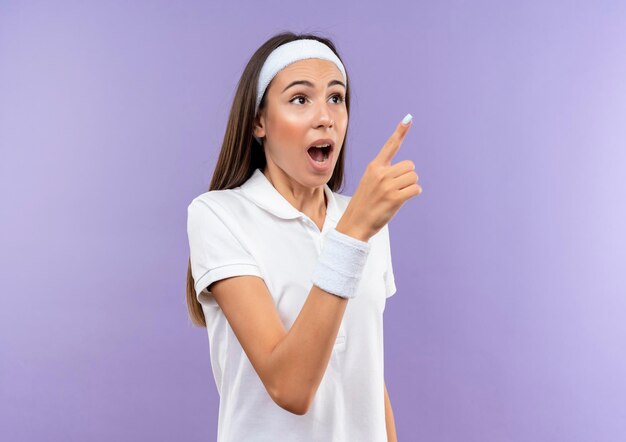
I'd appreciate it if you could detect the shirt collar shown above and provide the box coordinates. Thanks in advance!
[239,168,341,223]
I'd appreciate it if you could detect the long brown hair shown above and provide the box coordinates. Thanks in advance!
[186,31,352,327]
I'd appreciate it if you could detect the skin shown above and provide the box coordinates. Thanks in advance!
[385,382,398,441]
[253,58,348,231]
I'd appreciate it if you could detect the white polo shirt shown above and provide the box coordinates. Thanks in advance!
[187,167,397,442]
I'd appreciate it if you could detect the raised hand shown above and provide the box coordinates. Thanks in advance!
[336,113,422,241]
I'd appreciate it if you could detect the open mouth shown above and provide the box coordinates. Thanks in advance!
[307,144,332,163]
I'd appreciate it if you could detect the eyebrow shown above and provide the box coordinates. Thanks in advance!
[281,79,346,93]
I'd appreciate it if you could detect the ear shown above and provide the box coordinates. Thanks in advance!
[253,110,266,140]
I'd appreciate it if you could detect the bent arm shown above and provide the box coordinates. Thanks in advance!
[263,220,371,413]
[267,282,349,414]
[209,220,367,415]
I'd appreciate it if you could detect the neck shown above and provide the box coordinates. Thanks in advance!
[262,166,327,218]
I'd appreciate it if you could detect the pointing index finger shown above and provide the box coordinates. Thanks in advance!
[376,113,413,165]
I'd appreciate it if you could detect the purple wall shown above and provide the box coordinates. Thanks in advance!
[1,1,625,441]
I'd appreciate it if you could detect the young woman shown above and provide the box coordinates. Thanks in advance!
[186,31,421,441]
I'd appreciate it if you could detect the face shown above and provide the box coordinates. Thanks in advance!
[253,58,348,187]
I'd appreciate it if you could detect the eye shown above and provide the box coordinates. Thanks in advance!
[289,95,308,105]
[331,93,345,104]
[289,93,346,105]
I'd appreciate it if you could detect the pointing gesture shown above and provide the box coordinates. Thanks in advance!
[374,113,414,166]
[335,113,422,242]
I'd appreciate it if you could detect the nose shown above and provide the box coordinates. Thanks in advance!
[314,103,334,129]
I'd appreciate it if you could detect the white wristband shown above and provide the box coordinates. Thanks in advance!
[311,228,371,299]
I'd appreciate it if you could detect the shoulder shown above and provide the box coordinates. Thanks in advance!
[187,190,244,234]
[188,188,244,214]
[187,188,261,241]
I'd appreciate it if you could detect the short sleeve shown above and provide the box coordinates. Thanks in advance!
[383,224,397,298]
[187,197,262,303]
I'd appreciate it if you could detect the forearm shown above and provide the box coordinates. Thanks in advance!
[269,283,349,414]
[269,220,370,414]
[384,383,397,442]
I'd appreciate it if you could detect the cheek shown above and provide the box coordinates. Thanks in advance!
[271,115,308,146]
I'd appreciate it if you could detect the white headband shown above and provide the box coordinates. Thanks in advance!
[254,39,347,143]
